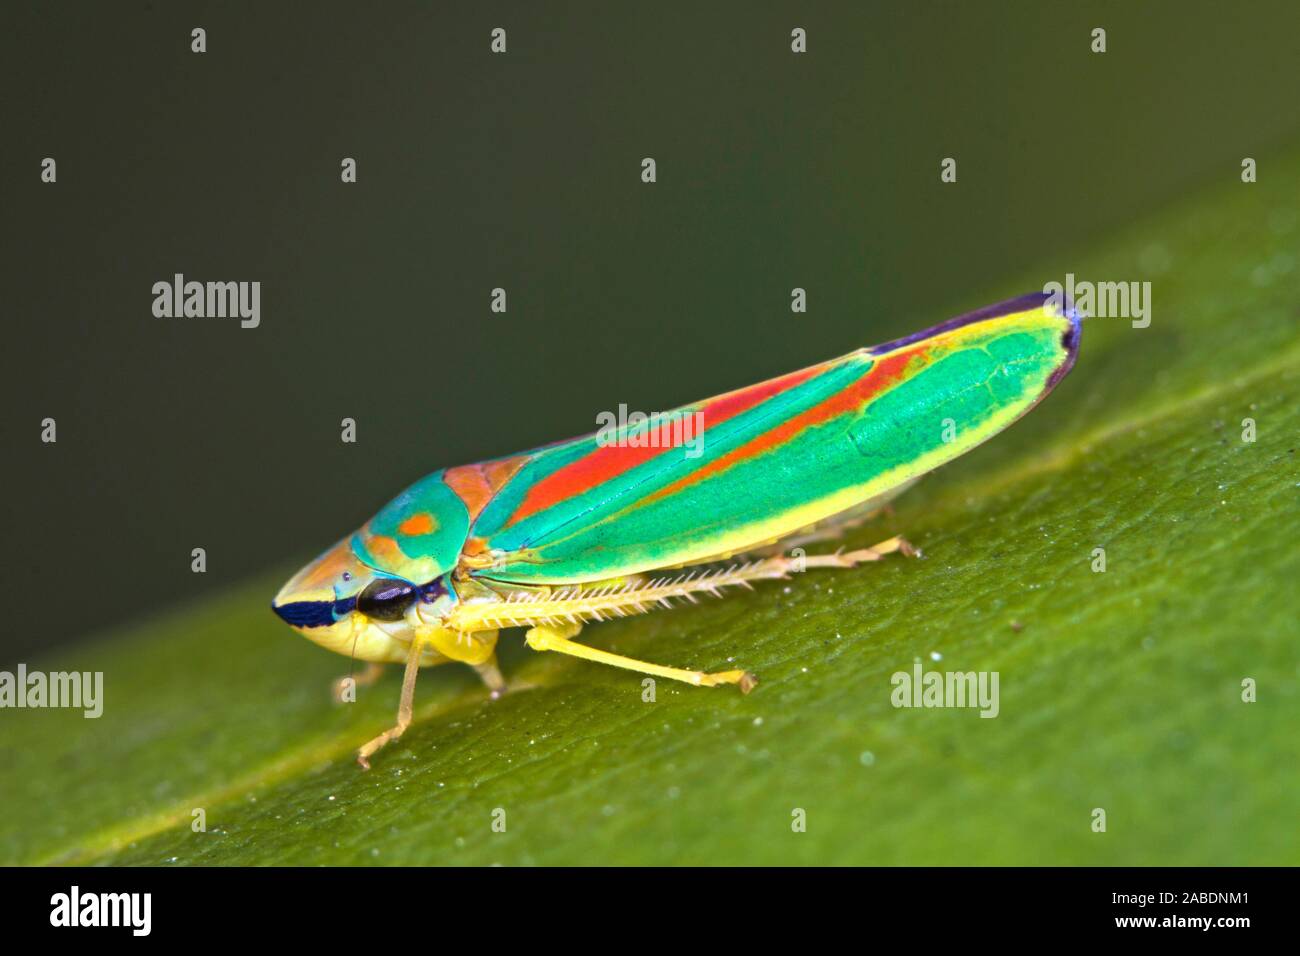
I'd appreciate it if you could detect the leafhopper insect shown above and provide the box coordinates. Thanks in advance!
[273,292,1080,766]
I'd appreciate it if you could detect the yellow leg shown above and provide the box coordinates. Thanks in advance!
[427,625,499,667]
[357,635,424,770]
[424,625,507,695]
[524,622,757,693]
[332,660,385,702]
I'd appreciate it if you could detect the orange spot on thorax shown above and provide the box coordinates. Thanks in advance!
[398,513,436,536]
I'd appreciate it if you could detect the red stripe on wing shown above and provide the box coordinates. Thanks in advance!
[502,363,829,529]
[634,347,925,508]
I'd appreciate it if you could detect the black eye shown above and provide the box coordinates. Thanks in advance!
[356,578,416,622]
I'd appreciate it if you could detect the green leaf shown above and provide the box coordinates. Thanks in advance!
[5,151,1298,867]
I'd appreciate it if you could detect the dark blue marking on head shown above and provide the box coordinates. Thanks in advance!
[273,598,349,629]
[420,578,448,604]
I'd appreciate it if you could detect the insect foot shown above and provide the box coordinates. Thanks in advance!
[700,669,759,694]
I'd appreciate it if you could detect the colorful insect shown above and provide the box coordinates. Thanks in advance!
[273,292,1081,766]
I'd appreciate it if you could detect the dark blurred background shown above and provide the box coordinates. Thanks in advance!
[5,1,1299,661]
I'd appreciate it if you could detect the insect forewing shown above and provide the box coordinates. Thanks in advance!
[466,293,1079,584]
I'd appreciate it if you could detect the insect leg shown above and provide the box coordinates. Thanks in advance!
[524,622,757,693]
[796,534,917,568]
[357,635,424,770]
[473,657,507,696]
[670,533,915,590]
[422,625,506,695]
[454,535,915,635]
[628,533,915,602]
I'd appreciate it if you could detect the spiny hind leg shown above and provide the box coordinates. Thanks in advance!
[461,537,913,696]
[357,637,424,770]
[800,534,917,568]
[678,534,915,588]
[332,661,385,703]
[470,537,915,628]
[523,621,757,693]
[712,534,916,582]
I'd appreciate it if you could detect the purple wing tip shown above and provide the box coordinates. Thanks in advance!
[1046,302,1083,392]
[867,291,1081,357]
[1041,290,1083,391]
[869,290,1082,392]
